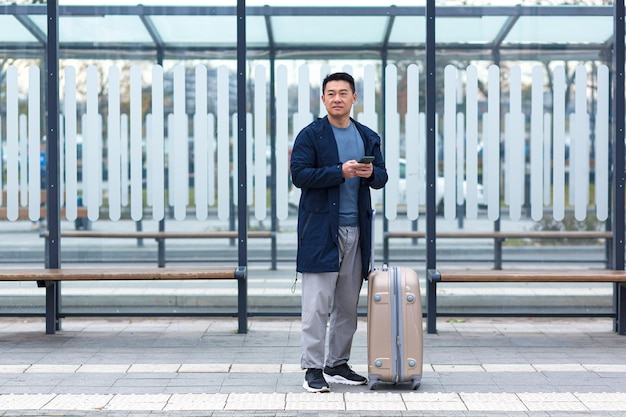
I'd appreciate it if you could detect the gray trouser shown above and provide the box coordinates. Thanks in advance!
[300,226,363,370]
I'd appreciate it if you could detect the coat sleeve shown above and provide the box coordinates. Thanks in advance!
[365,135,388,190]
[290,128,344,190]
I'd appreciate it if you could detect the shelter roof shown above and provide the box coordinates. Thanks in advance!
[0,3,615,62]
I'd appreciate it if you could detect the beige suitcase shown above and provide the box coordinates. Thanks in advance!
[367,265,423,390]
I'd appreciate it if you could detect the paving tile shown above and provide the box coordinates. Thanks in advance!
[533,364,587,372]
[460,392,528,412]
[583,364,626,373]
[25,364,79,373]
[163,393,228,411]
[104,393,171,411]
[518,392,583,402]
[346,401,406,411]
[581,402,626,412]
[432,364,485,373]
[0,393,55,410]
[523,401,589,412]
[178,363,231,373]
[280,364,301,373]
[0,364,29,373]
[113,376,174,387]
[482,364,536,372]
[421,364,435,373]
[42,394,113,410]
[344,392,406,411]
[224,393,285,410]
[0,386,58,395]
[575,392,626,403]
[404,394,468,412]
[286,392,344,402]
[77,364,131,373]
[285,392,345,411]
[230,364,281,373]
[127,364,180,373]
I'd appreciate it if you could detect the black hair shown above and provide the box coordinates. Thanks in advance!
[322,72,355,94]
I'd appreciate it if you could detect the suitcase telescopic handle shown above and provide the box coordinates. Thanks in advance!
[369,210,376,274]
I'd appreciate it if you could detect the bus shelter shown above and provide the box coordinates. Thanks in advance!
[0,1,624,333]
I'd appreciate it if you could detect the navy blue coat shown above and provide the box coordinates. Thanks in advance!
[290,116,388,278]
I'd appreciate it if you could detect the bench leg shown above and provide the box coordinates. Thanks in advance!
[157,238,165,268]
[426,272,438,334]
[236,266,248,334]
[45,281,59,334]
[56,281,62,331]
[617,283,625,335]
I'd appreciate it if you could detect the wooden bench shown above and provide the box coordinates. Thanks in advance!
[426,268,626,335]
[45,230,274,267]
[386,230,612,240]
[385,230,612,268]
[0,266,247,335]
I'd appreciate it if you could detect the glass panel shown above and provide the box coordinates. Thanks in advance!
[0,15,40,44]
[271,16,388,45]
[246,0,426,4]
[506,16,613,44]
[30,15,154,44]
[150,15,237,46]
[391,16,509,45]
[436,17,509,44]
[59,0,237,4]
[247,16,269,47]
[389,16,425,44]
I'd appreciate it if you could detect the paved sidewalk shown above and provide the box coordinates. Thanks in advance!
[0,316,625,416]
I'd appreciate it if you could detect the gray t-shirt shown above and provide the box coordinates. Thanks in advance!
[332,122,365,227]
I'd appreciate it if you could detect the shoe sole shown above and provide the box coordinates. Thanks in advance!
[323,373,367,386]
[302,380,330,393]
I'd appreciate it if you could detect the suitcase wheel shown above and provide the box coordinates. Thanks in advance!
[367,375,382,390]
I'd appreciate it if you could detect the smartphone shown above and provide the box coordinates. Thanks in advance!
[358,156,375,164]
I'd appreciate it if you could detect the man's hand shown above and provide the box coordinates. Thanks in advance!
[342,160,374,179]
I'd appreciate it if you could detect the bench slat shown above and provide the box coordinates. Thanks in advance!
[432,269,626,283]
[0,267,240,281]
[53,231,272,239]
[386,231,612,239]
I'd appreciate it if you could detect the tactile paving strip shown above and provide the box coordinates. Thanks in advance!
[1,392,626,412]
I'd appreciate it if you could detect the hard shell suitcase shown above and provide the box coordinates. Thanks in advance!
[367,264,423,390]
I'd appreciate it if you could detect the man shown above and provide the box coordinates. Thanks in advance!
[290,72,388,393]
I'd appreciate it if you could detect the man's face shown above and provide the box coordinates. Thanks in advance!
[322,80,356,118]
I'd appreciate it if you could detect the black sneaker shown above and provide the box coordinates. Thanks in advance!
[303,368,330,393]
[323,363,367,385]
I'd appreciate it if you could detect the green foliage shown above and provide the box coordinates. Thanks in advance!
[530,212,605,245]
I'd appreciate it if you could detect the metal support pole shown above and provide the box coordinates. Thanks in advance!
[45,0,61,335]
[612,0,625,333]
[269,50,278,271]
[45,281,58,334]
[236,0,248,334]
[136,220,144,247]
[425,0,437,334]
[381,51,389,266]
[494,219,502,270]
[618,283,625,335]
